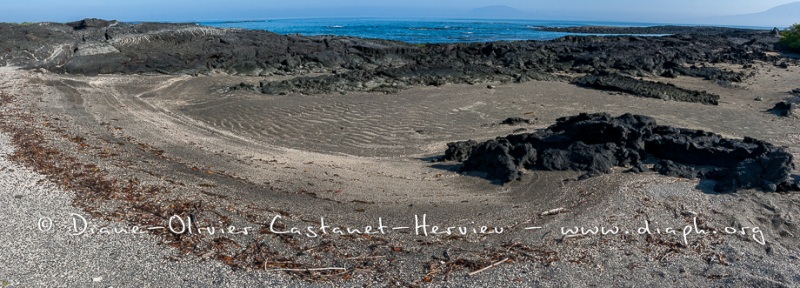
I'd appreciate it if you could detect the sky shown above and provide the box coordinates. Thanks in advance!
[2,0,798,24]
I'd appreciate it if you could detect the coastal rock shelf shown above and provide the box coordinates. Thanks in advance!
[535,25,775,35]
[0,19,783,104]
[246,32,772,103]
[444,113,799,193]
[572,74,720,105]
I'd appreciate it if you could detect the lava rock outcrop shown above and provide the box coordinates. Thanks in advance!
[444,113,797,192]
[769,97,800,117]
[573,74,720,105]
[535,25,769,35]
[0,20,783,104]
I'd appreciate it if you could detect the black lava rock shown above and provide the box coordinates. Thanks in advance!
[443,140,478,162]
[654,160,698,179]
[445,113,797,192]
[573,74,720,105]
[0,21,780,103]
[500,117,533,125]
[461,139,535,182]
[769,97,800,117]
[68,18,116,30]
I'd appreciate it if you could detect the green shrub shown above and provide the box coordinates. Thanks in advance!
[780,23,800,51]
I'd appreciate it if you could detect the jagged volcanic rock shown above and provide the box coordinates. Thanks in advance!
[445,113,797,192]
[769,97,800,116]
[444,140,478,162]
[500,117,533,125]
[461,139,536,182]
[0,20,782,104]
[67,18,117,30]
[653,160,699,179]
[573,74,720,105]
[536,25,771,35]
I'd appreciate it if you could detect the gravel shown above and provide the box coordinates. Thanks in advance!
[0,132,309,287]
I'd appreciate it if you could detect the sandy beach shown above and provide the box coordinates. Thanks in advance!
[2,21,800,287]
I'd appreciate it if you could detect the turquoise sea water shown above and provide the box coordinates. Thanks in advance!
[199,18,678,44]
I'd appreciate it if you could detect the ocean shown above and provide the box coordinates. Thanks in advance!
[199,18,676,44]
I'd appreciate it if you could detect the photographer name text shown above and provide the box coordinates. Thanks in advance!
[36,213,765,245]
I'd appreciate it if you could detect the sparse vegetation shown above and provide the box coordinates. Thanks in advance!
[779,23,800,52]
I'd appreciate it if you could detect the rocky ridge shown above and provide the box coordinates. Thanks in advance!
[0,19,786,104]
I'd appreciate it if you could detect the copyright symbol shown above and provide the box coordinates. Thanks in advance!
[38,217,53,232]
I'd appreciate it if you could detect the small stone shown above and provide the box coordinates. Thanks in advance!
[500,117,532,125]
[92,276,103,282]
[487,85,496,89]
[754,96,764,101]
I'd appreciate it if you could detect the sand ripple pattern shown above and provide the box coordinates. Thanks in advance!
[180,92,512,157]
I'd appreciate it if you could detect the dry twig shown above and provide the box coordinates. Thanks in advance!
[267,267,347,272]
[468,258,510,276]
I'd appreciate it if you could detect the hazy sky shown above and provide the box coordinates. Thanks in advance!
[2,0,798,23]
